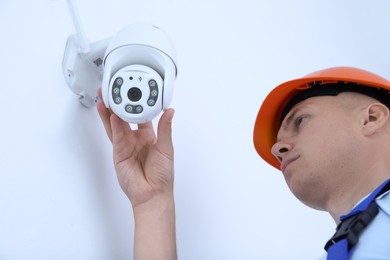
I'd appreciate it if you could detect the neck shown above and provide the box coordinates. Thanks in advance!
[326,170,390,224]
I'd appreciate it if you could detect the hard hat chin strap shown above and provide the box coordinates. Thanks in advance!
[280,82,390,124]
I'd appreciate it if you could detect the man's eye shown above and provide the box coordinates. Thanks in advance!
[295,115,306,128]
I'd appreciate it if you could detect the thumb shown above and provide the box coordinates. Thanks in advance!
[156,108,175,153]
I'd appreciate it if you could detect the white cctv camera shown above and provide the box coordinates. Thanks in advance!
[62,0,177,124]
[101,24,177,124]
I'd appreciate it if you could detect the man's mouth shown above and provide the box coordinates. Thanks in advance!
[281,156,300,173]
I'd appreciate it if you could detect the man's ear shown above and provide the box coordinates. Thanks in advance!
[362,102,390,136]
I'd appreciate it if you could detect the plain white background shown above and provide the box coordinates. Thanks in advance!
[1,0,390,259]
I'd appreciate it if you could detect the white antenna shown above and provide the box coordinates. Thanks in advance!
[66,0,90,53]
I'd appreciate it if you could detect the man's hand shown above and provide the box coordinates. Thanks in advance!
[96,88,175,207]
[96,88,177,259]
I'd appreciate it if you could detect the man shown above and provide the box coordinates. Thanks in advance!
[97,67,390,259]
[254,67,390,259]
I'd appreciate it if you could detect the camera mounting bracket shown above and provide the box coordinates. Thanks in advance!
[62,35,110,107]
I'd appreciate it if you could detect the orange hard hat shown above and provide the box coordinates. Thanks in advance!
[253,66,390,170]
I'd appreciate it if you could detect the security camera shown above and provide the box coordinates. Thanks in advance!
[101,24,177,124]
[62,0,177,124]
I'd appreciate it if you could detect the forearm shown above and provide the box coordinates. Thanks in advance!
[133,193,177,260]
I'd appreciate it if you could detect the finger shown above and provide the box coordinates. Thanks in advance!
[98,88,114,114]
[110,113,128,164]
[110,113,132,145]
[156,108,175,154]
[97,97,113,142]
[97,88,103,100]
[137,121,156,139]
[138,121,153,130]
[110,113,126,146]
[110,113,139,165]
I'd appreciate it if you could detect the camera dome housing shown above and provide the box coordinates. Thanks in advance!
[102,24,178,124]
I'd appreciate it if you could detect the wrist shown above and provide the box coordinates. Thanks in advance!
[133,192,177,259]
[133,192,175,217]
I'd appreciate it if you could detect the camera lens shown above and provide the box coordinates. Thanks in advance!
[127,87,142,102]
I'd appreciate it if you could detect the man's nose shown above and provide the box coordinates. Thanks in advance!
[271,141,292,163]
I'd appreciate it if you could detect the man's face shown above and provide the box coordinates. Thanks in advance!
[271,94,363,210]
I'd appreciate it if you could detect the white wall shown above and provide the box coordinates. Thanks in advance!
[1,0,390,259]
